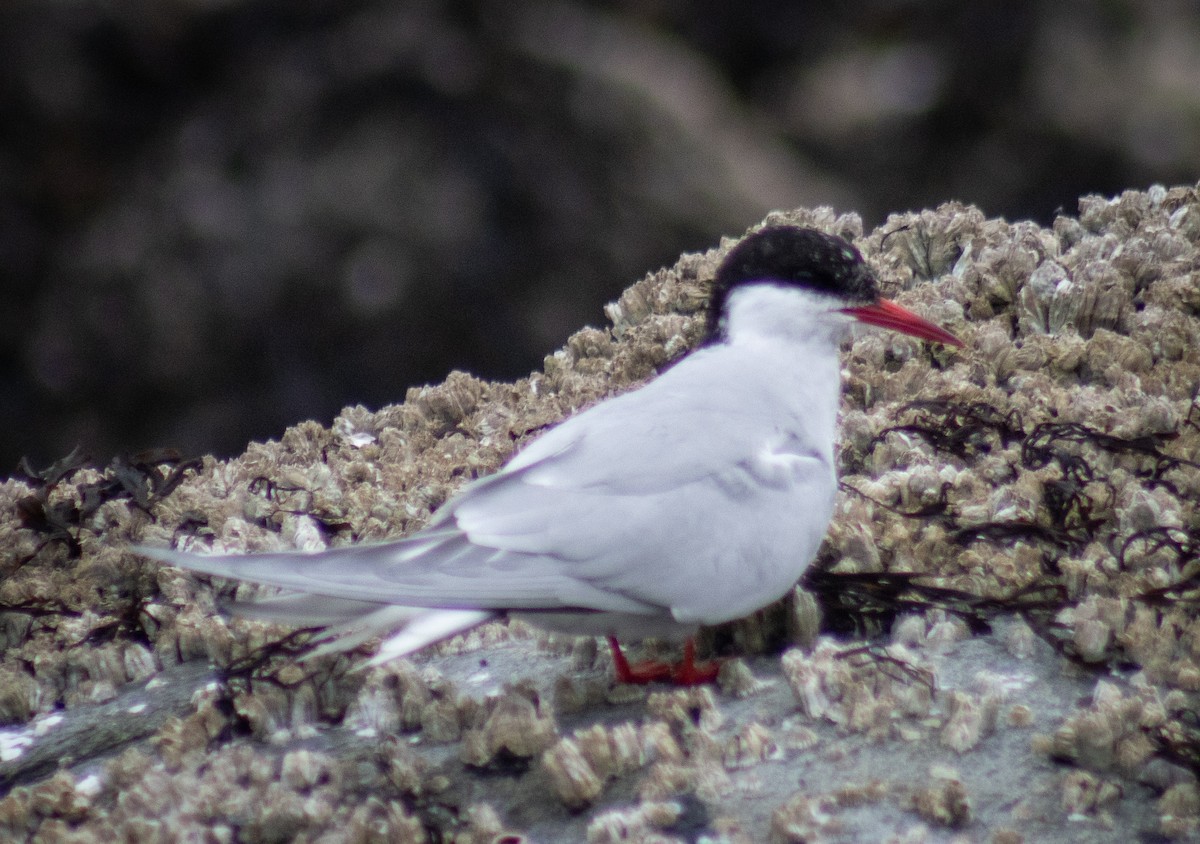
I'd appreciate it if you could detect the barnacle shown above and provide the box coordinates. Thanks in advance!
[909,771,972,828]
[1061,770,1123,818]
[940,690,999,753]
[1157,782,1200,839]
[723,722,781,769]
[586,800,685,843]
[769,791,841,843]
[459,685,558,768]
[541,738,604,809]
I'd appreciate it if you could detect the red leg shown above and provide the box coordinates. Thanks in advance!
[607,636,720,686]
[607,636,672,683]
[670,638,720,686]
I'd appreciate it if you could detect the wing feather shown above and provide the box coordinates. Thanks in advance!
[138,341,838,627]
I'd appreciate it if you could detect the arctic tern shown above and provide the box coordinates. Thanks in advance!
[137,226,962,685]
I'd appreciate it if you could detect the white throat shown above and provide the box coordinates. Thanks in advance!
[721,283,855,348]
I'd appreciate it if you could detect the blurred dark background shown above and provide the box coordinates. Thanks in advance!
[3,0,1199,469]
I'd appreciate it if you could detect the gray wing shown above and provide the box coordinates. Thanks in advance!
[139,346,836,625]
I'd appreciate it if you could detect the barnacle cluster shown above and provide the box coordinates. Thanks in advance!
[781,640,936,740]
[2,187,1200,838]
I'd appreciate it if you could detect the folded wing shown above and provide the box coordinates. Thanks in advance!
[138,345,835,629]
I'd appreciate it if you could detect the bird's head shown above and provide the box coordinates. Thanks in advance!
[708,226,962,348]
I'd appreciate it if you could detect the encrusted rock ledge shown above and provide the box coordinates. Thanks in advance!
[2,187,1199,841]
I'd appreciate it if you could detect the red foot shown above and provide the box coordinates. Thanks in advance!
[607,637,720,686]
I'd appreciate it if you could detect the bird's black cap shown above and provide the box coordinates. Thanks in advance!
[707,226,879,338]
